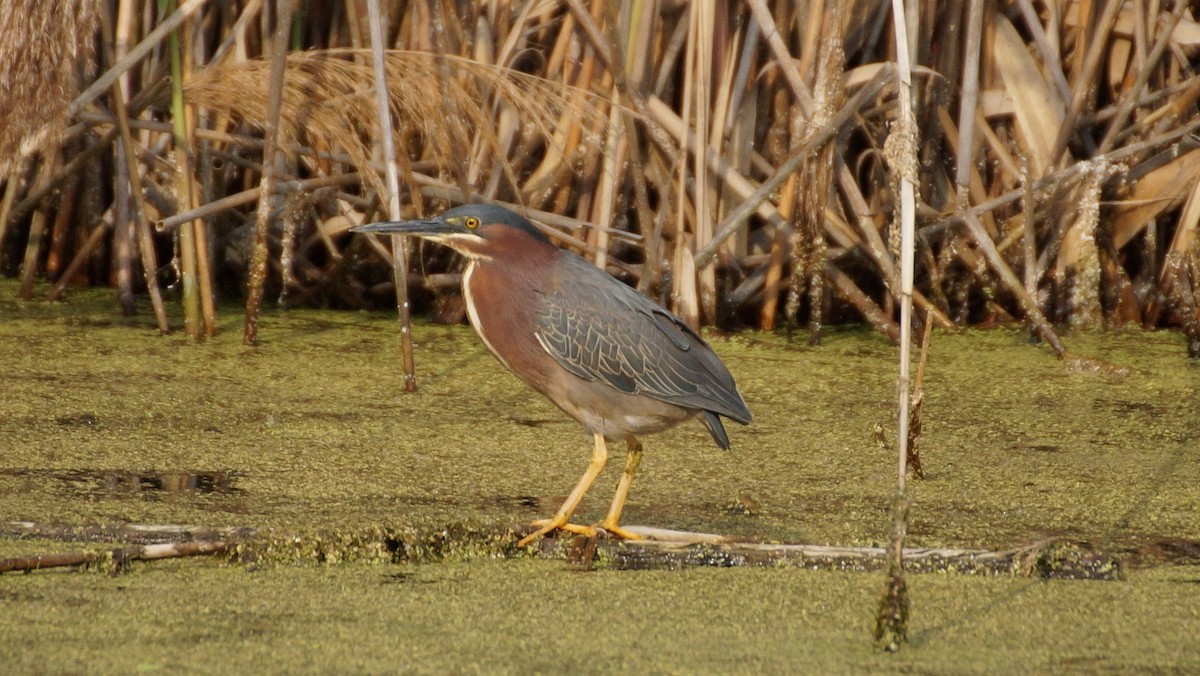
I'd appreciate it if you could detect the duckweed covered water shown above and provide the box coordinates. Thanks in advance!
[2,281,1198,671]
[3,557,1199,673]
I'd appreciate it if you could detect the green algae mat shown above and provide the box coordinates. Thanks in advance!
[2,283,1199,671]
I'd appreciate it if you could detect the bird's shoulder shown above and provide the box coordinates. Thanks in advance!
[540,253,699,348]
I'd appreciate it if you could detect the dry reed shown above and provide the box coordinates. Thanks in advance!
[0,1,98,178]
[0,1,1195,352]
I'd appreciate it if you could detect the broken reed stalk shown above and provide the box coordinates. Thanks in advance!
[162,0,202,339]
[955,0,984,191]
[876,0,918,652]
[94,3,170,332]
[42,163,81,283]
[243,0,292,346]
[600,0,657,294]
[17,156,60,299]
[0,541,232,576]
[785,1,843,345]
[671,4,701,330]
[0,169,20,253]
[366,0,418,393]
[183,25,218,338]
[690,1,717,323]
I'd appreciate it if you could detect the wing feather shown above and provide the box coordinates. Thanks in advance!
[534,257,751,423]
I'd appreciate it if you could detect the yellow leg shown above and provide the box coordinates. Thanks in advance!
[517,433,608,547]
[598,436,643,540]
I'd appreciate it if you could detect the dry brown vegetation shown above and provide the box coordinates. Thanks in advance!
[1,1,1198,355]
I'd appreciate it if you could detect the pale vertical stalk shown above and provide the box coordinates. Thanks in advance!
[366,0,417,393]
[876,0,918,653]
[625,0,653,84]
[162,0,200,338]
[692,1,715,322]
[1132,0,1148,69]
[954,0,983,193]
[0,169,21,255]
[243,0,292,345]
[102,0,170,332]
[605,0,657,293]
[17,156,59,299]
[672,4,698,328]
[708,2,744,260]
[1022,158,1037,304]
[892,1,916,496]
[797,0,823,81]
[113,142,135,314]
[724,15,759,141]
[592,92,624,271]
[182,19,216,336]
[765,124,799,333]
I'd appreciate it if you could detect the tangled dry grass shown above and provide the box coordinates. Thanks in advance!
[0,0,98,178]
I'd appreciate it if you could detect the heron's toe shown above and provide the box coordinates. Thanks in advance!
[597,521,643,541]
[517,518,596,547]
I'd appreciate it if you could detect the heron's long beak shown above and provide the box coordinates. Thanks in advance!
[350,219,448,236]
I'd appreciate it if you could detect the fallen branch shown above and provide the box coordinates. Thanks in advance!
[0,541,232,576]
[2,521,1132,580]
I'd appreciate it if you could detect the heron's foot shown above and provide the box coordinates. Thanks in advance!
[597,520,643,541]
[518,518,596,547]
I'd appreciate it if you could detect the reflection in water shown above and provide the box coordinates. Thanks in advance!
[0,468,240,497]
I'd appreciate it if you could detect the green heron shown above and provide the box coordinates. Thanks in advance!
[354,204,751,546]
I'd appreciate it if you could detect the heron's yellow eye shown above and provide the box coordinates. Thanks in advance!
[465,216,480,230]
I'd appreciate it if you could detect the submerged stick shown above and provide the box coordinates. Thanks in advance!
[907,311,934,479]
[0,541,232,576]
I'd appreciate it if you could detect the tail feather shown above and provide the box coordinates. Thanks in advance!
[701,411,731,450]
